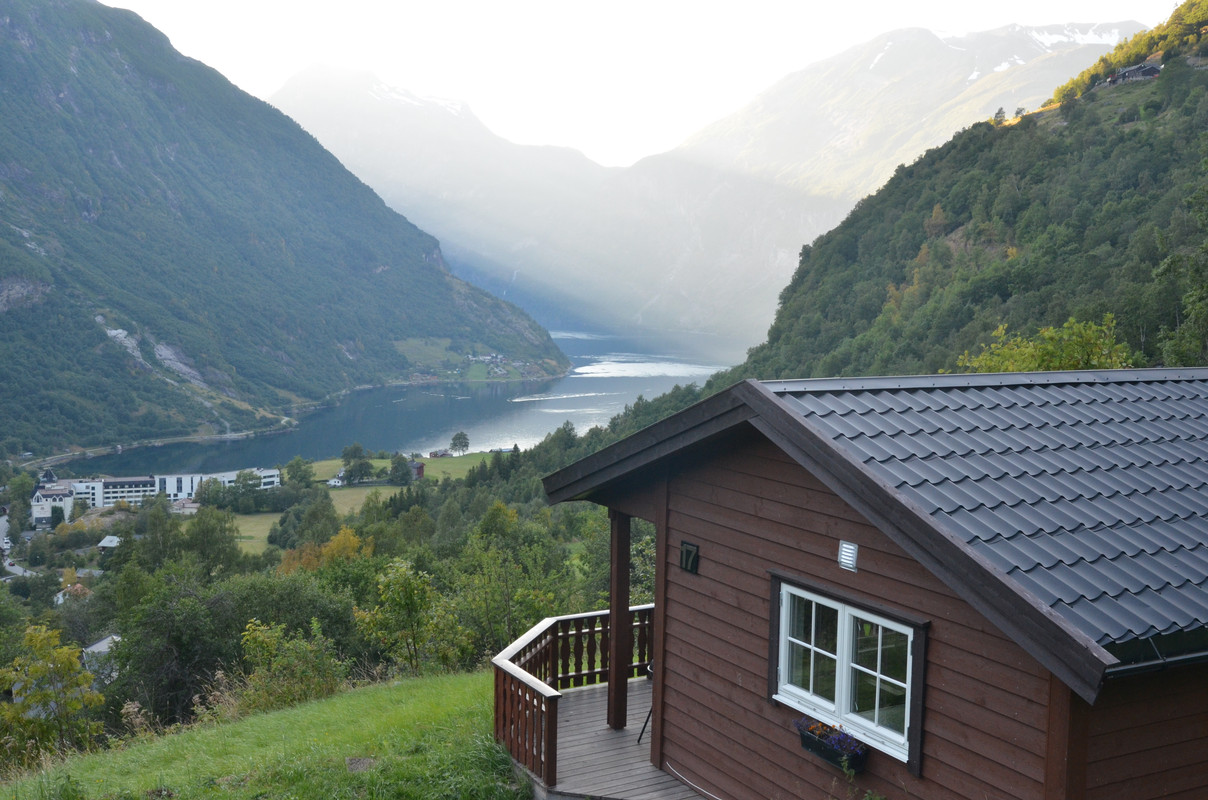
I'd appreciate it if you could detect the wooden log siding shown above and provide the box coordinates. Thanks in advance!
[654,434,1053,800]
[493,605,654,787]
[1083,665,1208,799]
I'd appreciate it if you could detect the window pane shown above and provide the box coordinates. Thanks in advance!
[813,652,836,702]
[882,628,909,683]
[815,603,838,655]
[852,617,879,670]
[879,682,907,735]
[850,668,877,722]
[788,594,810,643]
[787,641,810,689]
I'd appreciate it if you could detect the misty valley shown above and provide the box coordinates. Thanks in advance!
[4,1,1208,798]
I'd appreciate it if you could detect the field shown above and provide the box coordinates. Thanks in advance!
[0,672,527,800]
[232,454,496,551]
[230,513,274,554]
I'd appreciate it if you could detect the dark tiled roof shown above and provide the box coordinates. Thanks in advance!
[767,369,1208,664]
[543,368,1208,701]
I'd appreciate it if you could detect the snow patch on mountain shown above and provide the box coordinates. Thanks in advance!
[368,80,467,116]
[1030,25,1131,49]
[869,42,892,70]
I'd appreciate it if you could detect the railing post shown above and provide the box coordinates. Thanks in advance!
[494,604,653,790]
[545,694,559,786]
[608,510,632,729]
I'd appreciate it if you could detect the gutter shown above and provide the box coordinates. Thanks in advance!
[1104,644,1208,679]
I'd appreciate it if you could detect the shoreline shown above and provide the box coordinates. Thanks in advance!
[19,368,573,473]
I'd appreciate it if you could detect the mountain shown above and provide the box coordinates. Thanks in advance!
[711,44,1208,386]
[0,0,568,459]
[271,22,1142,363]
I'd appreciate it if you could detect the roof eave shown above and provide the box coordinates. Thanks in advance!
[735,380,1116,704]
[544,378,1119,703]
[543,384,754,505]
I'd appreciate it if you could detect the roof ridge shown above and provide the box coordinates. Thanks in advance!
[764,367,1208,395]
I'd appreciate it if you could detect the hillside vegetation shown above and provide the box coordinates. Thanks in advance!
[0,0,567,460]
[2,671,526,800]
[714,52,1208,385]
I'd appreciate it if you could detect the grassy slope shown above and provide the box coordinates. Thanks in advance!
[2,672,528,800]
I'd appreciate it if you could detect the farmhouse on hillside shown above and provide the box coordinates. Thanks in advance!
[497,368,1208,800]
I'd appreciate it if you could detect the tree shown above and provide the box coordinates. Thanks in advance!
[231,470,263,513]
[6,471,35,534]
[956,315,1133,373]
[992,106,1007,125]
[356,559,437,674]
[388,453,413,486]
[341,442,366,468]
[345,458,374,484]
[1157,183,1208,366]
[450,431,470,455]
[133,501,184,571]
[0,625,103,765]
[183,506,243,578]
[296,491,340,545]
[193,477,226,507]
[283,455,315,487]
[234,619,346,714]
[319,527,368,565]
[0,590,27,667]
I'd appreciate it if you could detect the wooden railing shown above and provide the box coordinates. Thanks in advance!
[492,604,654,787]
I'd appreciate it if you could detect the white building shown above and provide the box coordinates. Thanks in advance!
[68,467,280,510]
[30,484,75,529]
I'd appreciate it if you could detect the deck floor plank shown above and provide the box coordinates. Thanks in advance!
[535,680,708,800]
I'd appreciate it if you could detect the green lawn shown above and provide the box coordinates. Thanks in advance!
[231,513,275,554]
[330,486,383,516]
[420,452,492,481]
[1,672,528,800]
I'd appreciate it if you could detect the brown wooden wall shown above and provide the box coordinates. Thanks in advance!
[1084,664,1208,799]
[651,429,1055,800]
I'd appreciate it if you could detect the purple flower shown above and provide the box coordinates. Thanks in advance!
[793,716,868,756]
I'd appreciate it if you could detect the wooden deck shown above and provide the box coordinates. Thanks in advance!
[529,679,706,800]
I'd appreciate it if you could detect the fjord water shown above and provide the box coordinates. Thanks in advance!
[78,333,727,476]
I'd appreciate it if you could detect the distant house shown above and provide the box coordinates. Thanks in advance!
[326,477,344,488]
[429,449,453,458]
[54,583,91,606]
[171,498,200,515]
[513,368,1208,800]
[1109,63,1161,84]
[96,535,121,552]
[30,482,75,529]
[84,634,121,685]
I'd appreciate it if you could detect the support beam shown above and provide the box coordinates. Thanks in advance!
[607,509,632,729]
[1044,672,1088,799]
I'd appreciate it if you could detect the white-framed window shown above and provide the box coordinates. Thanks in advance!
[774,583,915,762]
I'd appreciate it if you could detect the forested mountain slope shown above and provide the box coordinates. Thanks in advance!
[0,0,566,459]
[716,47,1208,386]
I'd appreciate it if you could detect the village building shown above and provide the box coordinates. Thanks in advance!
[69,467,279,510]
[24,467,280,530]
[497,368,1208,800]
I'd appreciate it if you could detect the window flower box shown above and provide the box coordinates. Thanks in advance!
[794,716,869,773]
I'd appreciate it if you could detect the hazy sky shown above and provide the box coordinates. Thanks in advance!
[103,1,1177,166]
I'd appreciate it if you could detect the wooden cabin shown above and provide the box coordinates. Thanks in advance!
[528,369,1208,800]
